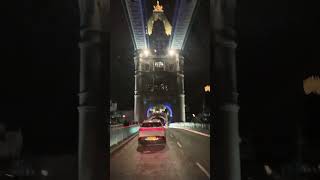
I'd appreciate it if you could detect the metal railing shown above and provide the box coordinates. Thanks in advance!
[169,122,210,133]
[109,125,140,147]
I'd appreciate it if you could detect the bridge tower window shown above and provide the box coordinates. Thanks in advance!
[155,61,164,68]
[154,61,164,71]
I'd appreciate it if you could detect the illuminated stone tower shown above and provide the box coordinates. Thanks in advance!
[134,1,185,123]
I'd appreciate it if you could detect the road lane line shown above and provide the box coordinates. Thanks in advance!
[177,141,182,148]
[170,127,210,137]
[196,162,210,178]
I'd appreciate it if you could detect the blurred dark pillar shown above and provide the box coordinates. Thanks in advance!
[177,54,186,122]
[211,0,241,180]
[134,50,143,123]
[78,0,109,180]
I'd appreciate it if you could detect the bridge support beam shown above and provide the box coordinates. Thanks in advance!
[134,94,143,122]
[78,0,108,180]
[177,94,186,122]
[211,0,241,180]
[176,54,185,122]
[134,51,144,122]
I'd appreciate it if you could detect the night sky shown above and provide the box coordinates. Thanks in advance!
[1,0,319,157]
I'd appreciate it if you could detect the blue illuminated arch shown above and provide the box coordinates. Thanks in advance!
[146,104,154,118]
[145,103,173,118]
[163,103,173,118]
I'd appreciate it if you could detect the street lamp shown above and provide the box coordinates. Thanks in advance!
[204,85,210,93]
[168,49,176,56]
[142,49,150,57]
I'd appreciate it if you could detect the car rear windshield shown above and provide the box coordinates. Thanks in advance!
[141,122,162,127]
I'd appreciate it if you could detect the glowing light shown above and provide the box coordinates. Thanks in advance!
[155,61,164,68]
[146,103,173,118]
[139,127,164,132]
[143,49,150,57]
[304,75,320,95]
[147,1,172,36]
[204,85,210,92]
[192,114,196,117]
[168,49,176,56]
[264,165,272,176]
[41,170,49,176]
[122,115,126,118]
[153,1,164,12]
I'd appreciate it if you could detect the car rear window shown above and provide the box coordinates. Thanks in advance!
[141,122,162,127]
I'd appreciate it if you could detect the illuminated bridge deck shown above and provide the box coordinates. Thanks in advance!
[110,128,210,180]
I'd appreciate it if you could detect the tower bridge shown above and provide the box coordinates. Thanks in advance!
[77,0,241,180]
[124,0,198,123]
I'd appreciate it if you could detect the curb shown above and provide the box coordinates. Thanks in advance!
[110,133,138,155]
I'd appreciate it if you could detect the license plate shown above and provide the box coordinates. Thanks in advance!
[145,136,158,141]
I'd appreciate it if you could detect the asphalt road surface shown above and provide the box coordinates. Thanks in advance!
[110,128,210,180]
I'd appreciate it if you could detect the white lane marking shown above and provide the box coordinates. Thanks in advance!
[177,141,182,148]
[196,162,210,178]
[170,127,210,137]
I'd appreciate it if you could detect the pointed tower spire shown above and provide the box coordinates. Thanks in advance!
[153,0,164,12]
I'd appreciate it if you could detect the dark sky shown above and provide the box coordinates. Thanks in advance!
[237,0,320,154]
[1,0,80,154]
[1,0,319,156]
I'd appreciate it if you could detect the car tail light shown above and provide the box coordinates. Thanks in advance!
[139,127,164,131]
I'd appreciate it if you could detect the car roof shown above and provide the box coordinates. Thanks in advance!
[142,119,162,123]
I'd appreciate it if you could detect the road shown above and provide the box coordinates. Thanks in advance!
[110,128,210,180]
